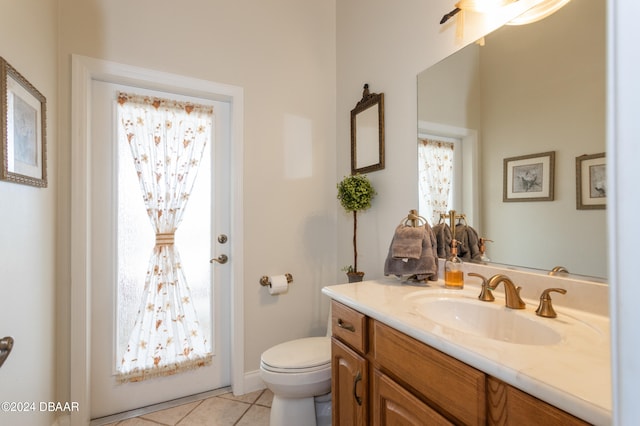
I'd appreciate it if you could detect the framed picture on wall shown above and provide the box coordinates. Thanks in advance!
[503,151,555,202]
[1,56,47,187]
[576,153,606,210]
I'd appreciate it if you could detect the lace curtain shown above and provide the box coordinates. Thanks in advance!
[418,138,455,226]
[116,92,214,382]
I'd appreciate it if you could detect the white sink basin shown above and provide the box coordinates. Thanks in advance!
[412,296,562,345]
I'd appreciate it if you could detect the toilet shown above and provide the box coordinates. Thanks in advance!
[260,336,332,426]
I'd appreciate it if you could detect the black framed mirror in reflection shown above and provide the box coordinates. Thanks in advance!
[417,0,607,279]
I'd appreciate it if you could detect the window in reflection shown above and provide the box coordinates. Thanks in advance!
[418,136,459,225]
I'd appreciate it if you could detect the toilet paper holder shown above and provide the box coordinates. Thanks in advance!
[260,273,293,287]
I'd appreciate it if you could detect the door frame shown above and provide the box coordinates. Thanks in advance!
[70,55,245,426]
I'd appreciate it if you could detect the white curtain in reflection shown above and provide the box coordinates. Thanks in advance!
[116,92,213,382]
[418,138,454,226]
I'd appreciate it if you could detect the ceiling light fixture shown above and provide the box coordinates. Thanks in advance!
[507,0,571,25]
[440,0,517,24]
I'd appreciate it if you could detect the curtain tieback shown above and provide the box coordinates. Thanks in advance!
[155,232,175,246]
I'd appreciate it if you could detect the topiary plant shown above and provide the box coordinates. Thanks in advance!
[337,174,376,278]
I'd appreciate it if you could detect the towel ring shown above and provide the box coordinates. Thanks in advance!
[401,210,427,227]
[441,210,468,229]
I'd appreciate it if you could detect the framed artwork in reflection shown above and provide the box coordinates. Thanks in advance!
[576,153,606,210]
[503,151,555,202]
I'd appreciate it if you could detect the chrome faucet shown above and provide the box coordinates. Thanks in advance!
[487,274,526,309]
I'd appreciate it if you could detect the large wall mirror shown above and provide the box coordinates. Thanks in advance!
[417,0,606,279]
[351,84,385,174]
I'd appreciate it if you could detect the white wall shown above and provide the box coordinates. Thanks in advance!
[0,1,58,426]
[336,0,445,280]
[56,0,337,408]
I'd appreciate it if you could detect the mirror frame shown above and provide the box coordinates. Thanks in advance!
[351,84,385,174]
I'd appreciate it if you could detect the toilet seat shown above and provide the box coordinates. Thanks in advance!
[261,337,330,374]
[259,336,333,425]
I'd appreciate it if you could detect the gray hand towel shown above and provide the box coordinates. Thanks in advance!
[455,224,482,261]
[384,223,439,281]
[432,223,452,259]
[391,225,424,259]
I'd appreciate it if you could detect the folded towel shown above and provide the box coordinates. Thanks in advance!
[455,223,482,261]
[391,225,424,259]
[384,223,439,281]
[432,223,452,259]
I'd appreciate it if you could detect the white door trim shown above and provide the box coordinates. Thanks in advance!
[70,55,245,426]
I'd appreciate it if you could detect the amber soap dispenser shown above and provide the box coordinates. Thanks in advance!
[445,239,464,289]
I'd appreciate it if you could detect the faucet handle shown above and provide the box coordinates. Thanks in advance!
[469,273,494,302]
[535,288,567,318]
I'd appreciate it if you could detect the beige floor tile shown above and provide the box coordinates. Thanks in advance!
[140,400,201,425]
[177,397,249,425]
[117,417,163,426]
[217,389,263,405]
[255,389,273,408]
[236,404,270,426]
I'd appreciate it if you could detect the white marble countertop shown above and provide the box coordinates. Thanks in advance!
[322,278,611,425]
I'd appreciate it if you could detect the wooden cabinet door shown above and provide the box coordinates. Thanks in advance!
[332,338,368,426]
[372,369,453,426]
[487,377,589,426]
[373,321,486,425]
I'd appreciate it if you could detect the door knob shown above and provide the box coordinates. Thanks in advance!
[0,336,14,368]
[210,254,228,264]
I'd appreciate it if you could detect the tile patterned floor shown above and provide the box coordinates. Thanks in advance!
[102,389,273,426]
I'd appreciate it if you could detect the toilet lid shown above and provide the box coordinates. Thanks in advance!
[261,337,330,371]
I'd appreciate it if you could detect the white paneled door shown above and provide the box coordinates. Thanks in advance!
[89,81,231,419]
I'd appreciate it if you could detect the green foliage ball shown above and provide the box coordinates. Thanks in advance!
[337,174,376,212]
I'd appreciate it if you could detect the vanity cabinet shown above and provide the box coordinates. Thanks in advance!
[330,300,589,426]
[331,300,368,425]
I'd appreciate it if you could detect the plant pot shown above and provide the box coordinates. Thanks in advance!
[347,271,365,283]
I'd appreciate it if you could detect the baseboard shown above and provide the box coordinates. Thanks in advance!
[240,369,266,396]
